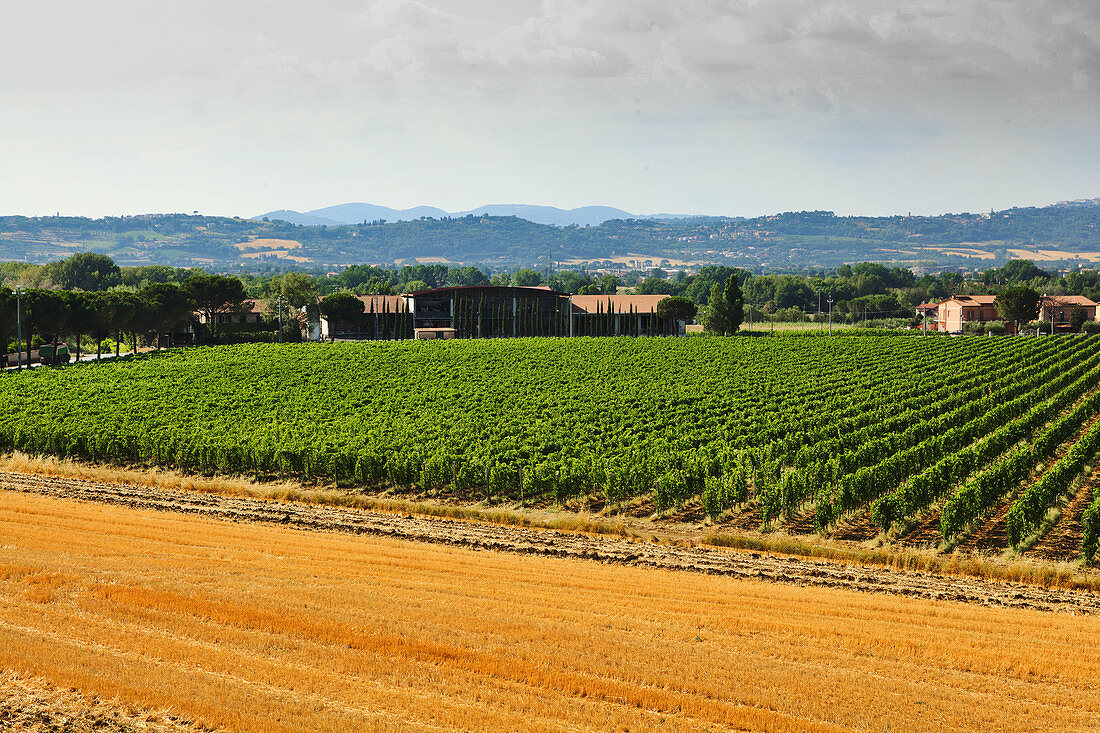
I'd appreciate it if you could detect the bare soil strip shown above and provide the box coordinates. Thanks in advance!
[957,411,1100,554]
[1030,473,1099,561]
[0,671,213,732]
[955,500,1013,553]
[829,508,881,542]
[3,471,1099,615]
[897,506,945,546]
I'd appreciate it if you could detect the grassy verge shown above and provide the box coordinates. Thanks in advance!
[4,451,1100,591]
[0,452,637,539]
[702,531,1100,592]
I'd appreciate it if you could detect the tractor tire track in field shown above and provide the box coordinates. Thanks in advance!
[2,471,1100,616]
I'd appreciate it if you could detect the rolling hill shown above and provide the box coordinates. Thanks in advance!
[1,199,1098,272]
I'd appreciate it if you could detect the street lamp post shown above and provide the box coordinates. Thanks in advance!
[15,288,23,369]
[277,295,284,344]
[828,297,834,337]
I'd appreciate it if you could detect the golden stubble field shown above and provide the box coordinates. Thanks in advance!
[1,490,1099,732]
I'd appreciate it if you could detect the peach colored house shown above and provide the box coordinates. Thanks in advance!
[1039,295,1098,330]
[936,295,1000,333]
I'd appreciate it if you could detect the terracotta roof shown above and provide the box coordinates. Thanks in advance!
[405,285,566,297]
[1046,295,1098,306]
[570,294,669,314]
[228,299,265,314]
[948,294,998,305]
[355,294,409,312]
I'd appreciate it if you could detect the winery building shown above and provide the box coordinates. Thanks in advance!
[316,286,685,340]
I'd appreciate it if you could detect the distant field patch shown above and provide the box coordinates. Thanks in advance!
[240,250,312,263]
[919,246,997,260]
[1008,248,1100,262]
[561,252,701,267]
[233,238,303,251]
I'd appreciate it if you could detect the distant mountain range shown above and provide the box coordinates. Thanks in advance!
[3,198,1098,272]
[258,203,681,227]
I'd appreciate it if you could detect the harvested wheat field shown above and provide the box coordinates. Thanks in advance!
[0,670,211,732]
[2,490,1100,732]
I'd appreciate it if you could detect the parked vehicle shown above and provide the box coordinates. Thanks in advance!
[38,343,72,365]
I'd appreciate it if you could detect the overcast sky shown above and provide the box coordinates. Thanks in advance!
[2,0,1098,219]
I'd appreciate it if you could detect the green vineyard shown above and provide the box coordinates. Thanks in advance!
[4,334,1100,559]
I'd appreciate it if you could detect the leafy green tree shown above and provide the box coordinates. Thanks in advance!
[635,278,679,295]
[184,273,250,338]
[269,271,317,309]
[61,291,95,360]
[995,287,1040,333]
[703,275,744,335]
[86,292,114,359]
[142,283,195,348]
[105,291,143,356]
[548,271,595,294]
[398,264,448,289]
[723,274,744,332]
[401,280,429,293]
[319,292,365,340]
[339,265,395,291]
[512,268,544,287]
[999,259,1049,284]
[703,285,730,334]
[22,290,69,362]
[656,296,698,325]
[0,288,14,365]
[446,266,489,287]
[120,264,188,288]
[352,277,395,296]
[1070,304,1089,333]
[49,252,122,291]
[266,272,317,338]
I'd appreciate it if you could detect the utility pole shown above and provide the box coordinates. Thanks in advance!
[828,297,834,337]
[818,289,823,336]
[277,295,284,343]
[15,288,23,369]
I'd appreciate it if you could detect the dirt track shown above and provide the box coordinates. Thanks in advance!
[3,470,1100,615]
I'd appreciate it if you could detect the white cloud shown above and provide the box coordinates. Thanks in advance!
[0,0,1098,217]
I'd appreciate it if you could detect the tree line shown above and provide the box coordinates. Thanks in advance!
[0,270,257,366]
